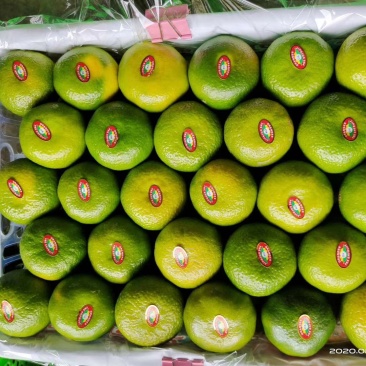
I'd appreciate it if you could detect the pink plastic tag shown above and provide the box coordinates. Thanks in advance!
[162,357,204,366]
[145,5,192,43]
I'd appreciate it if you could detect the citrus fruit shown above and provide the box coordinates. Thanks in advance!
[57,161,120,224]
[223,223,296,297]
[19,215,87,281]
[53,46,118,110]
[340,282,366,350]
[188,35,259,110]
[0,269,52,337]
[336,27,366,99]
[224,98,294,167]
[298,222,366,294]
[154,101,223,172]
[297,92,366,174]
[261,31,334,107]
[19,102,86,169]
[339,164,366,233]
[120,161,187,230]
[154,217,222,289]
[118,42,189,113]
[85,101,153,170]
[48,273,115,342]
[0,158,59,225]
[262,286,336,357]
[189,159,257,226]
[0,50,54,116]
[115,275,183,347]
[257,160,334,234]
[183,281,256,353]
[88,215,151,284]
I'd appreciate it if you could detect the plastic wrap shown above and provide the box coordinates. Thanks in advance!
[1,2,366,366]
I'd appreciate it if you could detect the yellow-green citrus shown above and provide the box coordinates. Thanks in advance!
[262,286,336,357]
[118,42,189,113]
[257,160,334,234]
[224,98,294,167]
[262,31,334,107]
[120,161,187,230]
[223,223,296,297]
[48,273,115,342]
[115,275,183,347]
[57,161,120,224]
[19,102,86,169]
[0,158,59,225]
[19,215,87,281]
[298,222,366,293]
[297,92,366,174]
[53,46,119,110]
[0,50,54,116]
[189,159,257,226]
[88,215,151,284]
[183,281,256,353]
[154,101,223,172]
[154,217,222,289]
[85,101,153,170]
[188,35,259,110]
[0,269,52,337]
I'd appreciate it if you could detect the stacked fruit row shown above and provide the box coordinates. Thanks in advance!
[0,26,365,358]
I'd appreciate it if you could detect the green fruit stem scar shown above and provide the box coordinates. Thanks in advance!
[1,300,14,323]
[202,182,217,205]
[145,305,159,327]
[33,121,52,141]
[256,242,273,267]
[173,246,188,269]
[112,242,124,265]
[141,56,155,77]
[43,234,59,256]
[213,315,229,338]
[182,128,197,152]
[290,45,307,70]
[288,196,305,219]
[217,55,231,79]
[78,179,91,202]
[7,178,23,198]
[12,61,28,81]
[105,126,119,148]
[342,118,358,141]
[298,314,312,340]
[258,119,274,144]
[149,185,162,207]
[77,305,93,328]
[336,241,351,268]
[76,62,90,82]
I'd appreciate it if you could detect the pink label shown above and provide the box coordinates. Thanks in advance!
[173,246,188,269]
[1,300,14,323]
[145,305,160,327]
[7,179,23,198]
[217,56,231,79]
[12,61,28,81]
[213,315,229,338]
[298,314,312,339]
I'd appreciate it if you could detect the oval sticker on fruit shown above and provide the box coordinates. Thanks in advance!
[173,246,188,269]
[288,196,305,219]
[77,304,93,328]
[213,315,229,338]
[182,128,197,152]
[298,314,312,339]
[78,179,91,202]
[76,62,90,82]
[1,300,14,323]
[258,119,274,144]
[149,185,162,207]
[7,179,23,198]
[290,45,307,69]
[342,117,358,141]
[256,242,273,267]
[202,182,217,205]
[43,234,59,256]
[112,242,124,265]
[33,121,52,141]
[336,241,351,268]
[145,305,160,327]
[105,126,119,148]
[217,56,231,79]
[12,61,28,81]
[141,56,155,77]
